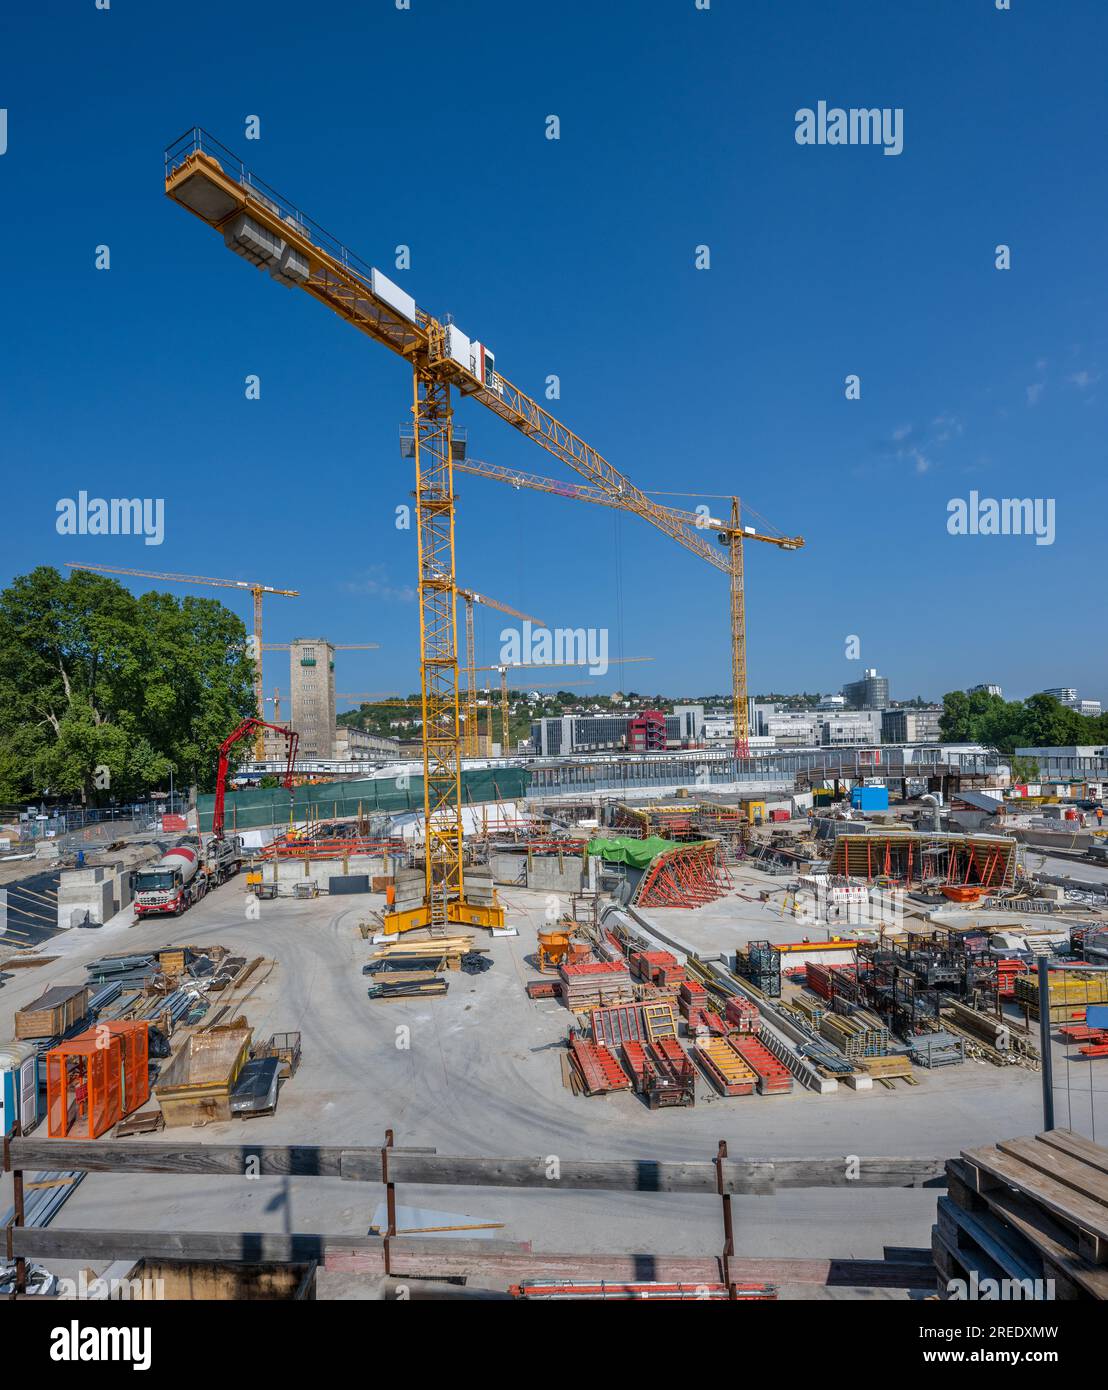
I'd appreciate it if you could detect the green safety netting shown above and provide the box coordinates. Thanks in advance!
[585,835,681,868]
[197,767,532,833]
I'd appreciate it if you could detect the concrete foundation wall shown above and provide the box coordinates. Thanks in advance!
[57,877,114,929]
[487,852,584,894]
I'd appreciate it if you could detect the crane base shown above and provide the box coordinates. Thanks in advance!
[381,897,506,936]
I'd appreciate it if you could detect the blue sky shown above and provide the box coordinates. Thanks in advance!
[2,0,1105,708]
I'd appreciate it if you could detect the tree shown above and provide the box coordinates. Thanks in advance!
[1010,755,1040,784]
[0,567,255,803]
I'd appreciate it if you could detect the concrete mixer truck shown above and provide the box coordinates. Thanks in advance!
[132,715,298,921]
[132,837,245,919]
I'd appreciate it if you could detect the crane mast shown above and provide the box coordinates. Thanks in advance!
[452,462,803,757]
[163,127,786,925]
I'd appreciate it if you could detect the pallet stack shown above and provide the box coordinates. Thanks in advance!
[1016,970,1108,1023]
[630,951,686,987]
[933,1129,1108,1300]
[724,995,760,1034]
[559,960,634,1011]
[678,980,707,1019]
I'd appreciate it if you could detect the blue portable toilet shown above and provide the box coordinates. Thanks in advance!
[0,1041,40,1137]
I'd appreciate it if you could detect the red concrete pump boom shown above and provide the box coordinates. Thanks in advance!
[212,717,298,840]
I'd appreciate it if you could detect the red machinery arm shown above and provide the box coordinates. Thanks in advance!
[212,717,298,839]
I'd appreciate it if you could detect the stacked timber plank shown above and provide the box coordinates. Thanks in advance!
[933,1129,1108,1300]
[367,936,478,972]
[559,960,634,1011]
[1016,970,1108,1023]
[858,1054,916,1088]
[941,1000,1037,1067]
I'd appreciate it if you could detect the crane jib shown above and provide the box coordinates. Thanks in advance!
[163,135,734,575]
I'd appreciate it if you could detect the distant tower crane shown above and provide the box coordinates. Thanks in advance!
[472,656,653,755]
[66,562,298,760]
[453,461,804,755]
[456,589,544,757]
[164,128,781,930]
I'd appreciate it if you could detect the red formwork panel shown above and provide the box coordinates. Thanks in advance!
[620,1040,649,1091]
[727,1034,794,1095]
[591,1005,645,1047]
[724,996,760,1033]
[806,963,856,1002]
[690,1040,756,1097]
[569,1036,633,1094]
[647,1037,687,1080]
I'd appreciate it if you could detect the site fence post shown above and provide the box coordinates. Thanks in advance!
[382,1129,396,1277]
[2,1122,26,1297]
[1039,966,1055,1130]
[715,1139,737,1301]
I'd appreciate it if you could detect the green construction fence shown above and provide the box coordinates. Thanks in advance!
[196,767,533,833]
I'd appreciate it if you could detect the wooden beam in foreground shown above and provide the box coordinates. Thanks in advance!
[10,1227,934,1289]
[6,1141,947,1193]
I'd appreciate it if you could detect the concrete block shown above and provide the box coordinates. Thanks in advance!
[57,879,114,929]
[60,867,108,887]
[113,871,133,911]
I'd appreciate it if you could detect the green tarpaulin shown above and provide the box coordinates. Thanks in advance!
[586,835,680,868]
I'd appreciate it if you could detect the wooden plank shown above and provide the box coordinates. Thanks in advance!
[7,1139,946,1193]
[10,1228,934,1288]
[931,1225,1007,1287]
[948,1160,1108,1299]
[997,1136,1108,1214]
[963,1144,1108,1258]
[11,1228,525,1268]
[1036,1128,1108,1180]
[936,1196,1042,1283]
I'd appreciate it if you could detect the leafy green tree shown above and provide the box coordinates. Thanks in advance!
[0,567,255,803]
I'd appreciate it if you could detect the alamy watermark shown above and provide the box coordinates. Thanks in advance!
[947,1273,1056,1301]
[795,101,903,157]
[947,492,1055,547]
[500,621,608,676]
[792,878,906,931]
[56,491,165,546]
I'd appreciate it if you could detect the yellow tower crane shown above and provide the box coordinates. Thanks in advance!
[455,589,544,758]
[453,461,803,755]
[66,561,298,758]
[164,128,762,930]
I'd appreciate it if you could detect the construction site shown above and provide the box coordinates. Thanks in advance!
[1,4,1104,1353]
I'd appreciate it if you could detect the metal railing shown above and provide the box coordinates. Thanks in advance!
[164,127,398,306]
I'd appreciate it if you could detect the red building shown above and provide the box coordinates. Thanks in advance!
[627,710,666,751]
